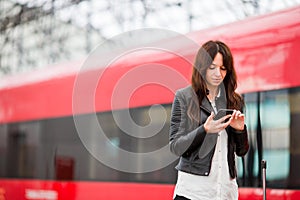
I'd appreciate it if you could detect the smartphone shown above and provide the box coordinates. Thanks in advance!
[213,109,234,121]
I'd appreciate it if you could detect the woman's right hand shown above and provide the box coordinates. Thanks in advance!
[204,112,232,133]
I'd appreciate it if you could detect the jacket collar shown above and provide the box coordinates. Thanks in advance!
[200,84,227,113]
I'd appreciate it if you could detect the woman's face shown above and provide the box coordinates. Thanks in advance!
[205,52,227,88]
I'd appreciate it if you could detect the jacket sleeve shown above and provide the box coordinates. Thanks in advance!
[229,125,249,156]
[169,91,207,157]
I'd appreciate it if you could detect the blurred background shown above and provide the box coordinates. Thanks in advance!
[2,1,300,200]
[1,0,300,77]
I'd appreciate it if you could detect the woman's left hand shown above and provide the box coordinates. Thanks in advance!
[229,110,245,131]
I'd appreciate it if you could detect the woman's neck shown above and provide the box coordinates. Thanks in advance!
[207,86,219,101]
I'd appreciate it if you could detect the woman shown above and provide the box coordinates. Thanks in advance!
[169,40,249,200]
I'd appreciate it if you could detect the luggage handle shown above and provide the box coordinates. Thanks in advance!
[262,159,267,200]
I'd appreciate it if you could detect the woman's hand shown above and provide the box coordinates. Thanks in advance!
[229,110,245,131]
[204,112,232,133]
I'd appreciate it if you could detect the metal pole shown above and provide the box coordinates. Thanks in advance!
[262,159,267,200]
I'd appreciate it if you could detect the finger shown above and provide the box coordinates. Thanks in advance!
[234,112,244,120]
[217,118,231,130]
[236,110,242,119]
[234,110,241,119]
[237,113,245,122]
[238,113,244,118]
[232,110,241,120]
[219,114,231,123]
[230,110,236,119]
[208,111,215,120]
[223,118,232,127]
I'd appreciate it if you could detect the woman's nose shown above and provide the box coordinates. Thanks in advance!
[214,67,221,76]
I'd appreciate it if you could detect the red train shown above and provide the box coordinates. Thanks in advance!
[1,5,300,200]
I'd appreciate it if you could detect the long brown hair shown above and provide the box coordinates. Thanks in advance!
[191,40,244,110]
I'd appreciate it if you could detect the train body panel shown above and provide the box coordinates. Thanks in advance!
[1,179,300,200]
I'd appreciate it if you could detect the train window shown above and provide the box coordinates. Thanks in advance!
[238,87,300,189]
[3,88,299,188]
[0,104,177,184]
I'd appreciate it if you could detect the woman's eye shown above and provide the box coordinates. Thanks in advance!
[209,65,216,69]
[209,64,226,71]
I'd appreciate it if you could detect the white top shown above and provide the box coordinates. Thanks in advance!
[173,99,238,200]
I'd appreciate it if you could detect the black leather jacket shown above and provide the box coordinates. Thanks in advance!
[169,85,249,178]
